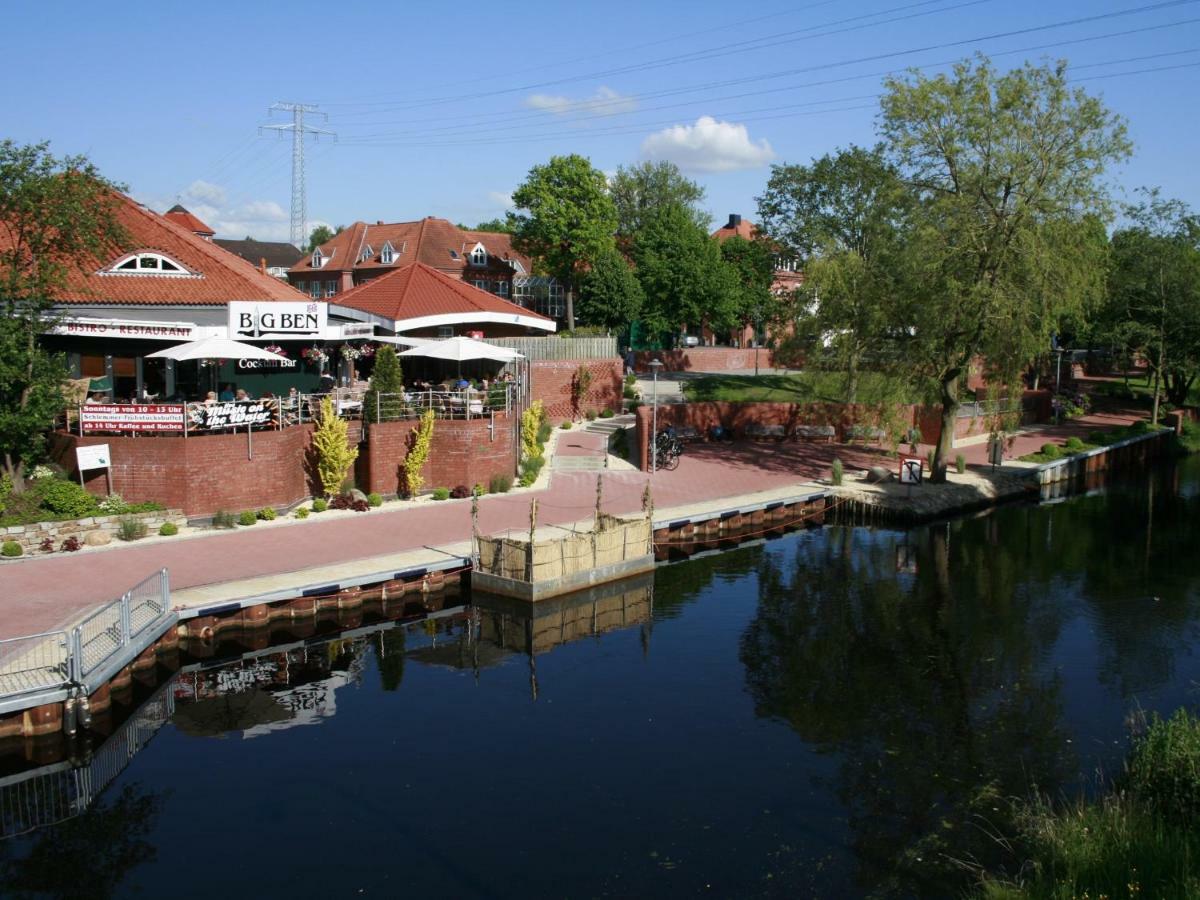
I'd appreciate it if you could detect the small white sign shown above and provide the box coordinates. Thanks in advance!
[76,444,111,471]
[899,457,923,486]
[341,322,374,339]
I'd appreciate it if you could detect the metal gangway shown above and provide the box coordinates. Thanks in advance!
[0,570,175,717]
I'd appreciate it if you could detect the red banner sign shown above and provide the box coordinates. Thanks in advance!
[80,404,186,433]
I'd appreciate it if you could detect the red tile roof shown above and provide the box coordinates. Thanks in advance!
[0,192,308,306]
[334,262,554,329]
[164,204,215,237]
[291,217,531,276]
[711,217,759,243]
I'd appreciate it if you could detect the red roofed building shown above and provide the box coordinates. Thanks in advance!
[163,204,215,241]
[711,213,804,295]
[333,262,555,338]
[288,217,545,308]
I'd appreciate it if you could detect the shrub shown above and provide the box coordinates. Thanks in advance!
[117,517,148,541]
[560,421,572,430]
[1127,708,1200,823]
[39,537,54,552]
[450,485,471,499]
[257,506,277,521]
[237,510,257,527]
[955,453,966,474]
[585,409,597,421]
[212,509,236,528]
[1088,430,1111,445]
[367,492,382,507]
[623,385,638,400]
[1063,436,1085,452]
[330,494,352,510]
[402,408,435,498]
[60,536,81,552]
[472,483,486,497]
[831,457,844,486]
[1040,442,1064,460]
[624,373,637,387]
[1,540,22,557]
[489,472,513,494]
[36,479,98,518]
[432,487,450,501]
[628,400,642,412]
[537,422,553,444]
[295,506,310,519]
[97,493,128,515]
[311,498,328,513]
[599,408,614,418]
[518,470,537,488]
[310,396,359,498]
[364,344,404,423]
[521,400,547,461]
[158,522,178,536]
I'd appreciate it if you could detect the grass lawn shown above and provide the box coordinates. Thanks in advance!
[1093,372,1200,407]
[683,371,927,404]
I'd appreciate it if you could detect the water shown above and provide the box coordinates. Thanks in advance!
[3,459,1200,899]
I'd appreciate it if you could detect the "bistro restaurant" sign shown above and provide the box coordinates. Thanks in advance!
[53,318,197,340]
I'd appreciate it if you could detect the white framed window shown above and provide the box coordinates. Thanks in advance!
[311,250,325,268]
[509,259,525,274]
[324,282,337,298]
[360,244,374,263]
[473,279,487,291]
[470,243,487,267]
[296,280,307,293]
[105,252,192,276]
[437,325,454,338]
[545,282,565,319]
[496,281,510,298]
[380,242,394,265]
[309,281,321,299]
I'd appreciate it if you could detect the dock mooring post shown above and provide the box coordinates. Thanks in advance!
[526,497,538,582]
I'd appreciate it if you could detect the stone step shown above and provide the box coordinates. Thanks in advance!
[553,455,607,471]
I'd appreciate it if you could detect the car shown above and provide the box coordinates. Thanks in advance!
[681,335,701,347]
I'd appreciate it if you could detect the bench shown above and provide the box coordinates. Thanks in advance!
[745,424,787,441]
[792,424,836,443]
[844,425,888,444]
[677,426,703,443]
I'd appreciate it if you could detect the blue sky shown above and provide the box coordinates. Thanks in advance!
[7,0,1198,243]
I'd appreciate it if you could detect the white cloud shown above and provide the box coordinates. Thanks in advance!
[487,190,514,209]
[182,180,226,207]
[640,116,775,173]
[524,85,637,117]
[140,189,301,243]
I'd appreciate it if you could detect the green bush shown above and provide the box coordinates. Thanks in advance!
[624,373,637,387]
[560,421,572,430]
[36,479,98,518]
[472,483,486,497]
[158,522,178,536]
[536,423,552,444]
[238,510,257,526]
[623,386,638,400]
[295,506,310,519]
[1127,708,1200,823]
[1040,443,1064,459]
[1,540,22,557]
[831,457,844,486]
[311,498,328,513]
[257,506,277,521]
[489,472,513,493]
[1063,436,1085,452]
[432,487,450,501]
[367,492,382,507]
[1088,430,1112,445]
[211,509,236,529]
[117,517,147,541]
[599,408,614,418]
[955,453,966,474]
[628,400,642,412]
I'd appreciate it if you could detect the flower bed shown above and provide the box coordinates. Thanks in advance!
[1,508,186,557]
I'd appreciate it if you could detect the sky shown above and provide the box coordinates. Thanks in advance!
[6,0,1198,244]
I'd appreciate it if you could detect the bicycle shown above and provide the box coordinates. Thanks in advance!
[652,431,683,471]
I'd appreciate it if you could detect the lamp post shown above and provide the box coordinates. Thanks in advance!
[649,359,663,475]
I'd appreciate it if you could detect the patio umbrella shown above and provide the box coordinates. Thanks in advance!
[145,335,289,362]
[397,336,523,379]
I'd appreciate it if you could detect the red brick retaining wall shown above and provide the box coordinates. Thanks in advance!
[633,347,776,374]
[362,413,517,497]
[530,359,623,422]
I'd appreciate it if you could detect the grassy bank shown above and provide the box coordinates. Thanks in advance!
[682,372,927,404]
[977,708,1200,899]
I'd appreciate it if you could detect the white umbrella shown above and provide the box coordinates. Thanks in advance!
[373,335,432,348]
[146,335,290,362]
[396,336,522,363]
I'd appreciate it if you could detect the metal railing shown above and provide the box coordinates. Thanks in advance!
[0,632,71,702]
[69,569,170,682]
[365,386,515,422]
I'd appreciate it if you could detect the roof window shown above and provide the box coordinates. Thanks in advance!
[381,242,395,265]
[104,252,193,277]
[470,243,488,267]
[312,249,325,268]
[360,244,374,263]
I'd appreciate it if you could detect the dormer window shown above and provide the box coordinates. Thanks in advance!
[359,244,374,263]
[381,242,395,265]
[312,249,325,268]
[104,252,194,277]
[509,258,525,275]
[470,243,488,267]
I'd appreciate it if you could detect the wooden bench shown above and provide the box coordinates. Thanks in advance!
[745,424,787,441]
[792,424,836,443]
[677,426,703,443]
[844,425,888,444]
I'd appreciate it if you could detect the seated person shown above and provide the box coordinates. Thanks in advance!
[203,391,218,406]
[235,388,252,401]
[455,377,470,391]
[218,384,235,402]
[84,392,104,405]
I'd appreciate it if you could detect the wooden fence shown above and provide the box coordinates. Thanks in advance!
[484,336,618,361]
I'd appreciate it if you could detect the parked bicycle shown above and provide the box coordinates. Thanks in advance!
[652,429,683,471]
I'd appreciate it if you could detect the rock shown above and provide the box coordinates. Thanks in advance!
[349,489,369,504]
[83,530,111,546]
[866,465,893,484]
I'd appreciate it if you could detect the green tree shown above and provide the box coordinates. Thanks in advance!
[508,154,618,330]
[472,217,513,234]
[306,224,334,252]
[363,344,404,423]
[610,160,710,237]
[1107,190,1200,420]
[633,203,740,339]
[576,244,644,329]
[880,57,1130,481]
[310,396,359,497]
[0,140,126,493]
[757,146,911,402]
[718,234,778,357]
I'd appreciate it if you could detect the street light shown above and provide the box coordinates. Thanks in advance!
[649,359,663,475]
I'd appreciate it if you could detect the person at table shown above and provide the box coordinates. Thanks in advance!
[84,392,103,405]
[218,384,235,402]
[318,374,336,395]
[203,391,218,406]
[235,388,252,401]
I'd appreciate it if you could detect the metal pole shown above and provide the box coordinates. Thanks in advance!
[651,364,658,475]
[1055,351,1063,424]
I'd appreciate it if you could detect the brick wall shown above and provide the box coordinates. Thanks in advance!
[49,427,322,518]
[632,347,776,374]
[362,412,517,496]
[530,359,622,422]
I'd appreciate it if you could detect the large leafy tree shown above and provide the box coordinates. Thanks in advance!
[508,154,618,330]
[632,203,740,338]
[757,146,910,402]
[576,244,644,330]
[471,217,513,234]
[363,344,404,423]
[0,140,126,492]
[306,224,334,252]
[718,234,778,351]
[880,58,1130,481]
[1106,190,1200,420]
[610,160,710,237]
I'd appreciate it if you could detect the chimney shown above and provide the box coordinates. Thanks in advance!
[260,257,267,274]
[376,220,384,225]
[727,214,742,229]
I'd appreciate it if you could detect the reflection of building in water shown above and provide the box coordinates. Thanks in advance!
[174,639,366,740]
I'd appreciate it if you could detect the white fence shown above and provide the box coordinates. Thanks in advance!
[485,336,617,361]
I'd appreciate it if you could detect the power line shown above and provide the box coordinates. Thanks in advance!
[260,103,336,250]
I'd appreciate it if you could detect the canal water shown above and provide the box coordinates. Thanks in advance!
[2,459,1199,899]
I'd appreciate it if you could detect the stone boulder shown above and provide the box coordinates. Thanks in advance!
[349,489,369,504]
[84,530,111,547]
[865,465,893,484]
